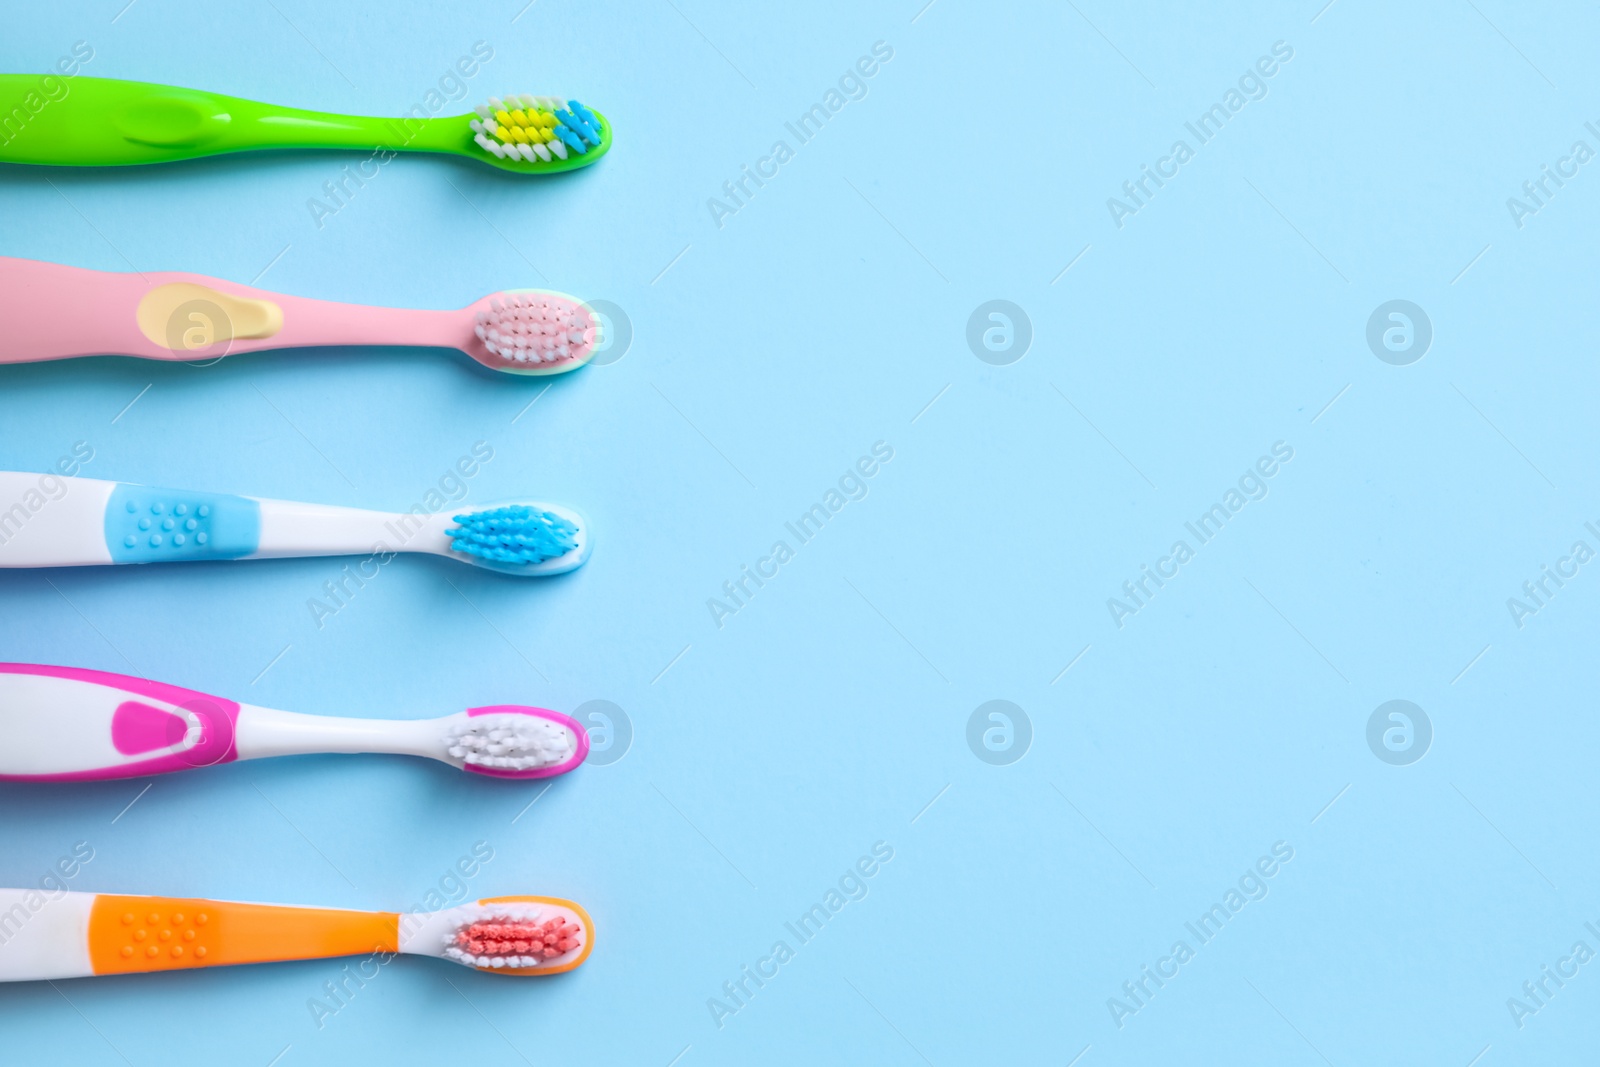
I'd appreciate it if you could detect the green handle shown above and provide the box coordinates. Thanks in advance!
[0,75,469,166]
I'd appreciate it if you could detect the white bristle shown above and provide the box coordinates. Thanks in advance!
[469,95,599,166]
[441,713,577,772]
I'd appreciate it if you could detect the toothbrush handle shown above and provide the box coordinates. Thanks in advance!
[0,471,266,567]
[0,470,121,566]
[0,75,405,167]
[0,256,465,364]
[0,663,242,781]
[0,890,398,981]
[0,471,443,567]
[251,498,444,559]
[233,706,447,760]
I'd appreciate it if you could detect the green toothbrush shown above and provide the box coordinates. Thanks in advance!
[0,75,611,173]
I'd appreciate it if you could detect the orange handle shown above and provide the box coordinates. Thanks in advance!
[88,895,398,975]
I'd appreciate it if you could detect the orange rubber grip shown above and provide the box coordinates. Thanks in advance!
[88,895,399,975]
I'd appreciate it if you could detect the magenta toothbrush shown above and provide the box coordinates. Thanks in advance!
[0,256,600,374]
[0,663,589,782]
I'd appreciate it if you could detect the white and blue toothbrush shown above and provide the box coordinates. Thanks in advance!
[0,472,590,576]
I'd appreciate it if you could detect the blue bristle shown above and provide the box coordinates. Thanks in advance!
[565,100,602,145]
[568,100,598,129]
[449,506,579,565]
[552,115,589,153]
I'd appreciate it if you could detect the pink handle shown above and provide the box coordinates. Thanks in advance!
[0,256,469,364]
[0,663,241,781]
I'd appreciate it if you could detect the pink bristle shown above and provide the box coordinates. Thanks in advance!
[473,293,598,367]
[454,915,580,964]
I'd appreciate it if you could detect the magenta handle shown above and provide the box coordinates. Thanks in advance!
[0,256,467,364]
[0,663,241,782]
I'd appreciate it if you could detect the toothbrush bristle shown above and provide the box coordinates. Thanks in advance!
[448,504,580,565]
[473,292,598,369]
[441,906,584,970]
[469,95,604,165]
[444,712,578,773]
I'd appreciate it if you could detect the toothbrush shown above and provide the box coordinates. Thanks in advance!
[0,256,601,374]
[0,663,591,782]
[0,471,591,576]
[0,76,610,172]
[0,890,592,980]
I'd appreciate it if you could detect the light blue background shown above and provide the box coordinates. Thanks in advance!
[3,1,1598,1063]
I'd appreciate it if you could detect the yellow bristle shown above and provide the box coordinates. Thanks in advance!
[494,110,512,127]
[509,109,529,127]
[510,126,531,144]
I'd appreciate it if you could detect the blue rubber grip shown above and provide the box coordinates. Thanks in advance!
[104,485,261,563]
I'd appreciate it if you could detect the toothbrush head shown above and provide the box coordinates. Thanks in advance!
[467,95,611,173]
[467,290,600,376]
[424,897,593,975]
[444,501,591,576]
[441,706,589,779]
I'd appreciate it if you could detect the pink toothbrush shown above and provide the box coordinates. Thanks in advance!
[0,663,589,782]
[0,256,599,374]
